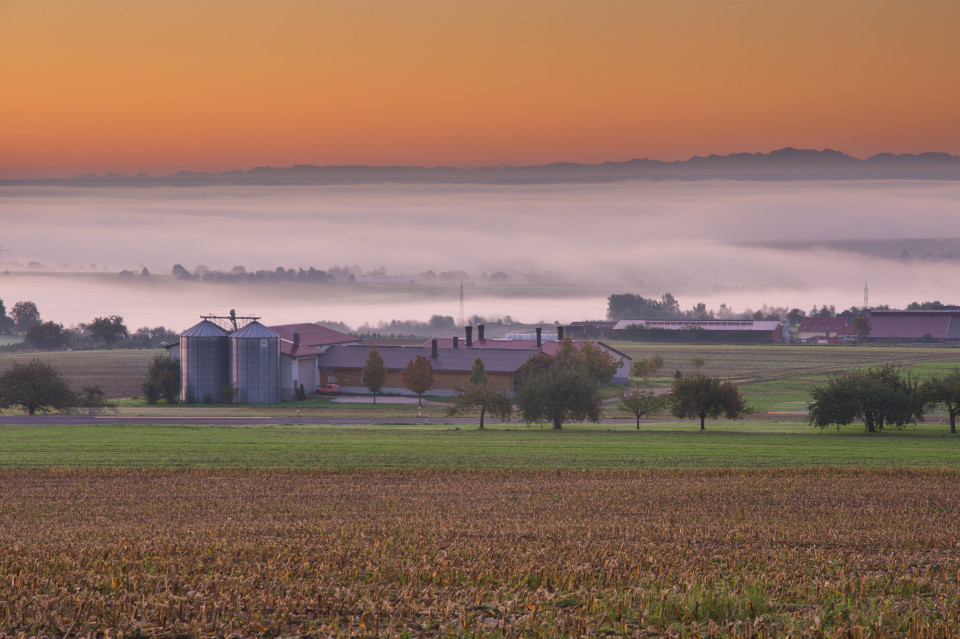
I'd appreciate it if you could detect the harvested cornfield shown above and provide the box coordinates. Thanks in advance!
[2,468,959,637]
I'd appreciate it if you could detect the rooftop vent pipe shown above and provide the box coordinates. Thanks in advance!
[466,326,473,347]
[453,336,459,349]
[431,339,438,358]
[557,326,564,341]
[536,327,542,348]
[293,331,301,346]
[477,324,485,341]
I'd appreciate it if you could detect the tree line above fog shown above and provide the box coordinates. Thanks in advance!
[4,148,959,186]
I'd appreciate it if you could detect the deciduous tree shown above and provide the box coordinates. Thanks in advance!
[141,354,180,404]
[670,374,749,430]
[448,357,512,429]
[574,340,620,384]
[0,359,76,415]
[402,355,434,407]
[921,370,960,434]
[10,301,40,333]
[87,315,128,348]
[852,317,872,344]
[618,384,664,429]
[517,369,601,429]
[24,321,69,350]
[361,349,387,404]
[809,365,922,433]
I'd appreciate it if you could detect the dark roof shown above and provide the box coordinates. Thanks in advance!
[317,345,539,373]
[421,338,630,360]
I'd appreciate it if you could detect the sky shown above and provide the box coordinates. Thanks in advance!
[2,0,959,178]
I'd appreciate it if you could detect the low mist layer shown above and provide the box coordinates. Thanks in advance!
[3,180,960,330]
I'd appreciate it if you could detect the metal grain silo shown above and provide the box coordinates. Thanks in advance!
[179,320,230,403]
[230,321,280,404]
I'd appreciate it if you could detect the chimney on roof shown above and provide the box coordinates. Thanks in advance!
[477,324,485,341]
[293,331,301,346]
[431,339,438,358]
[453,336,459,349]
[466,326,473,347]
[536,327,542,348]
[557,326,564,341]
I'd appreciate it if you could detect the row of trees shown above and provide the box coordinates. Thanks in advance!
[809,365,960,434]
[1,300,178,351]
[606,293,952,325]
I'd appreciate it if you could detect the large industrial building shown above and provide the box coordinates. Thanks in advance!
[613,318,789,343]
[864,309,960,342]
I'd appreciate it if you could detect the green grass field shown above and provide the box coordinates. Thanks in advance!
[2,421,958,469]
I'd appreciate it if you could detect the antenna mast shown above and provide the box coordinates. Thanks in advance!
[459,279,465,327]
[864,282,869,310]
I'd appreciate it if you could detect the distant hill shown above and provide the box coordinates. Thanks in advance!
[5,147,960,186]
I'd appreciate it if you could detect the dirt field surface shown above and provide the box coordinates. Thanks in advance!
[2,468,959,637]
[0,349,157,398]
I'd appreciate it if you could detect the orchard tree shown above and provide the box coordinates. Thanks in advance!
[0,359,76,415]
[631,355,664,382]
[361,349,387,403]
[574,340,620,384]
[618,383,664,429]
[809,365,922,433]
[671,374,749,430]
[922,369,960,434]
[402,355,434,407]
[10,301,40,333]
[87,315,128,348]
[448,357,512,429]
[517,368,601,429]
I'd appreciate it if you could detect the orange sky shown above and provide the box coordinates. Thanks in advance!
[1,0,958,178]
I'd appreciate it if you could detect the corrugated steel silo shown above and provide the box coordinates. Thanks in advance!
[179,320,230,402]
[230,321,280,404]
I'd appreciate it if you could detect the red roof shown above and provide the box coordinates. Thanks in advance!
[269,323,357,347]
[797,317,854,335]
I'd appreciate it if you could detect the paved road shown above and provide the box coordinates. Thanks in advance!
[0,415,646,426]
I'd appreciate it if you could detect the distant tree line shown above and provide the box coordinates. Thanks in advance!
[0,298,176,352]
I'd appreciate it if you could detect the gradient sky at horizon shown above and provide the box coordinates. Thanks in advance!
[2,0,959,178]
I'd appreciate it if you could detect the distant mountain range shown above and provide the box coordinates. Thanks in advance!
[6,147,960,186]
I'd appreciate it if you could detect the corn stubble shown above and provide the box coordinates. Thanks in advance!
[1,468,959,638]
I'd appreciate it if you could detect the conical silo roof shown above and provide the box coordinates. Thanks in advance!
[231,320,280,339]
[180,320,230,338]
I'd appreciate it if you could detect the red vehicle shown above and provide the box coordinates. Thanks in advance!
[316,383,343,395]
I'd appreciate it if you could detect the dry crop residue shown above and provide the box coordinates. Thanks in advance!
[1,468,959,637]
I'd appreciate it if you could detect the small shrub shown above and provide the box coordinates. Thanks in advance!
[202,393,214,404]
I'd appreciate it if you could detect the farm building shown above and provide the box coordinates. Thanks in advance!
[613,318,789,343]
[863,309,960,342]
[797,317,855,342]
[316,342,539,396]
[421,325,631,384]
[173,317,359,403]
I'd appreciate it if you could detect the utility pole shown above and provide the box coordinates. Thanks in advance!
[863,282,869,310]
[459,279,465,328]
